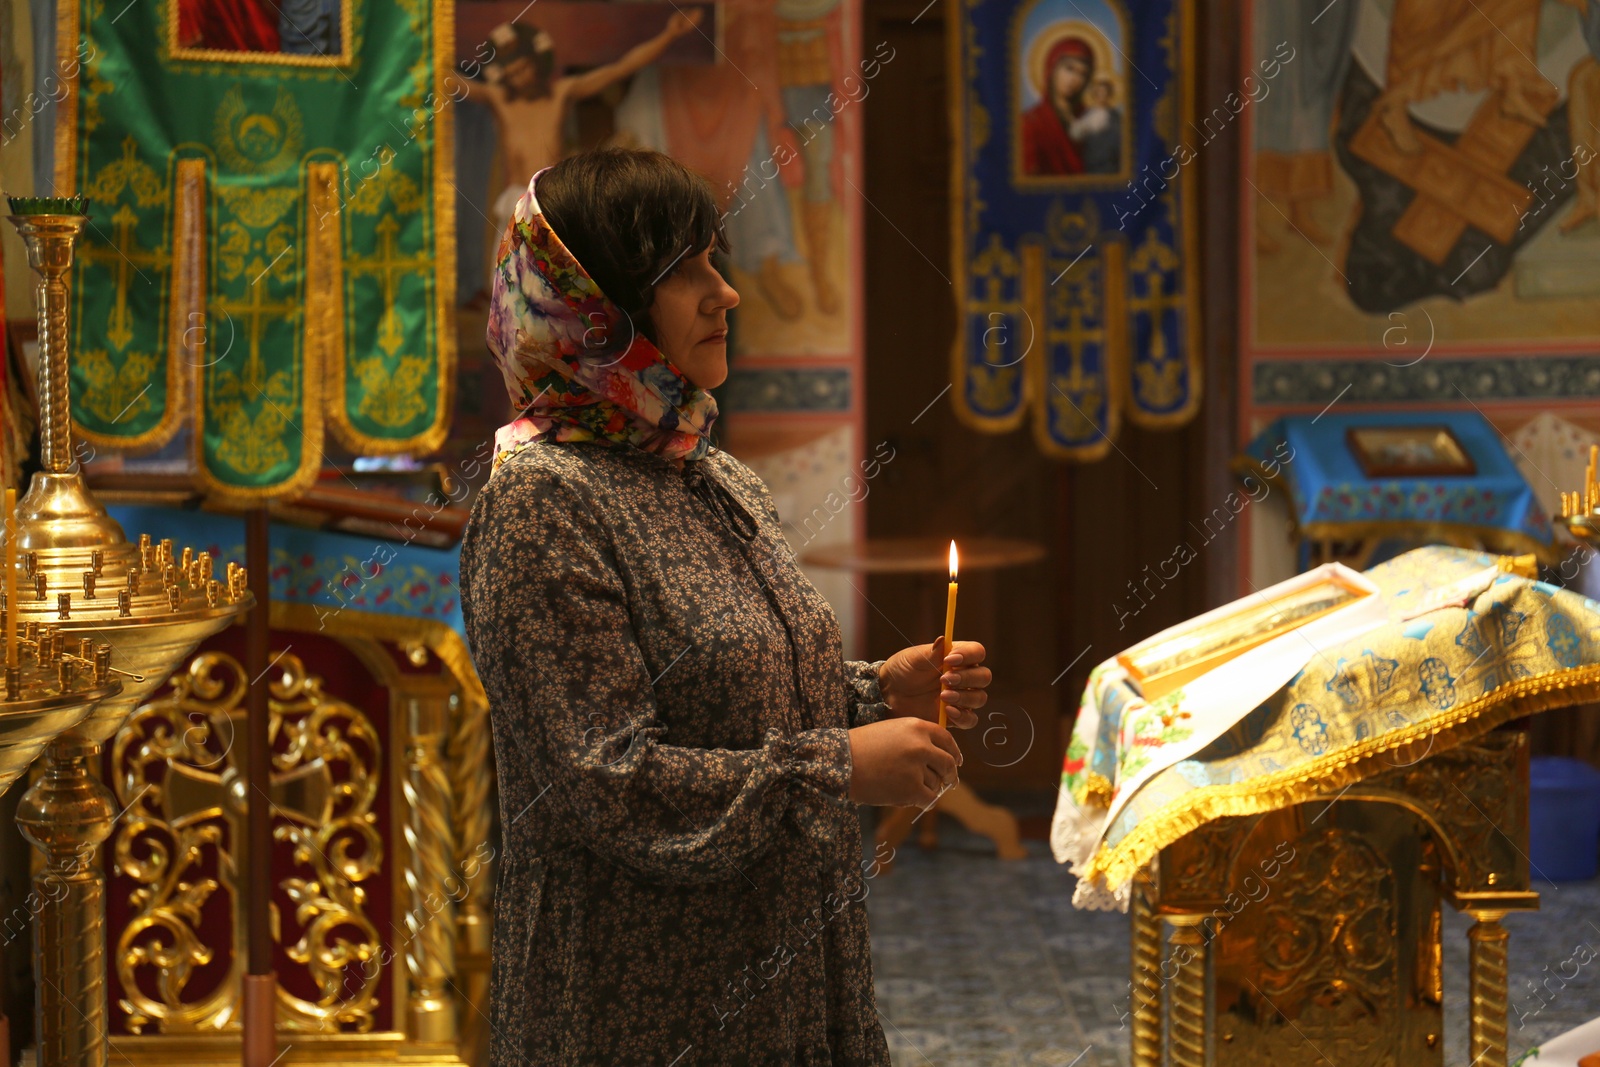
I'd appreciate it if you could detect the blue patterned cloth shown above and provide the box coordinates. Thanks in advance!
[1239,410,1552,556]
[1055,546,1600,907]
[108,505,463,637]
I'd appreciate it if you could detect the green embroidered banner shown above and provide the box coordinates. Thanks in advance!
[58,0,456,500]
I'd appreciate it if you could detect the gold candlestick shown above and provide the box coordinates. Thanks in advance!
[5,199,253,741]
[1558,444,1600,546]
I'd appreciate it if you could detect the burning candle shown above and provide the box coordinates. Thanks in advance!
[4,488,15,670]
[940,540,958,729]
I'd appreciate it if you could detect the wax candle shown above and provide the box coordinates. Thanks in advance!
[4,488,15,670]
[940,540,958,729]
[1590,445,1599,512]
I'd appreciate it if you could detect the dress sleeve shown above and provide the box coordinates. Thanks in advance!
[462,464,857,886]
[843,659,888,728]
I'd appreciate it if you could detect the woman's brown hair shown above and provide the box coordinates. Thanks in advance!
[535,147,731,341]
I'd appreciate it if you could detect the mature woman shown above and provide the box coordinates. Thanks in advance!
[459,147,993,1065]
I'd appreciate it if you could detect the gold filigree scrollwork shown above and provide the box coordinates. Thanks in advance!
[111,653,245,1033]
[1362,732,1526,894]
[1162,815,1240,901]
[1254,829,1395,997]
[271,652,383,1032]
[109,650,384,1034]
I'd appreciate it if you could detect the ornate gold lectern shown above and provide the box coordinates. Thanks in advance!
[1134,729,1534,1067]
[2,194,491,1064]
[1052,546,1600,1067]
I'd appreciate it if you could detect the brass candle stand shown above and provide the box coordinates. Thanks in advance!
[4,197,254,1067]
[1558,444,1600,546]
[0,626,123,1067]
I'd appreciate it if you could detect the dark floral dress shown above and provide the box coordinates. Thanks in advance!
[459,439,894,1066]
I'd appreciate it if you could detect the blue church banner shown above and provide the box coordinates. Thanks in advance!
[948,0,1201,459]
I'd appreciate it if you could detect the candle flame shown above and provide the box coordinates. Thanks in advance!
[949,539,959,580]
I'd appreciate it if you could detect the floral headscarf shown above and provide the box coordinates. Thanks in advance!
[486,168,719,474]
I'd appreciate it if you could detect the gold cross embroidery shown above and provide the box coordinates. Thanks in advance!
[78,204,171,353]
[1128,236,1181,365]
[346,213,430,358]
[212,258,300,398]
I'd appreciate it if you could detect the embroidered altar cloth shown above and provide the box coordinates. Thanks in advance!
[1052,546,1600,910]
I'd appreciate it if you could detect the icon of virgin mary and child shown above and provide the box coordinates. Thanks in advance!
[1020,26,1124,177]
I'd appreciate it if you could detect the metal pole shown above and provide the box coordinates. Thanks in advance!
[242,507,276,1067]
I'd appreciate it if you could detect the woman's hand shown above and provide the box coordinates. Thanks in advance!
[666,9,704,36]
[847,718,962,807]
[878,637,990,729]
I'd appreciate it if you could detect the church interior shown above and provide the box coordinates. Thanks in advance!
[2,0,1600,1064]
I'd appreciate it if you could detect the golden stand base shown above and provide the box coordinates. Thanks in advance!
[104,1035,473,1067]
[17,734,117,1067]
[1137,731,1536,1067]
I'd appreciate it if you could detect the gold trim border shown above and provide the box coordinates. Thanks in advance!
[73,153,201,455]
[324,0,457,458]
[306,158,347,457]
[947,0,1025,435]
[53,0,79,195]
[164,0,357,68]
[271,601,487,710]
[1122,0,1201,431]
[1293,520,1562,567]
[1083,663,1600,893]
[1029,238,1126,461]
[190,163,325,504]
[110,1029,471,1066]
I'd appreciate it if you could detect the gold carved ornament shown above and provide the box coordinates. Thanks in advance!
[110,650,385,1034]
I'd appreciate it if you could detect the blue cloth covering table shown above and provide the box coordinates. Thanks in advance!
[1236,410,1556,568]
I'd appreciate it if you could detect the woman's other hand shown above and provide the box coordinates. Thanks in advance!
[847,718,962,807]
[878,637,990,729]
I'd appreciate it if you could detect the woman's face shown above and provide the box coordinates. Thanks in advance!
[647,245,740,389]
[1051,56,1089,104]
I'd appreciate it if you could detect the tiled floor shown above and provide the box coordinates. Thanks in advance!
[864,809,1600,1067]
